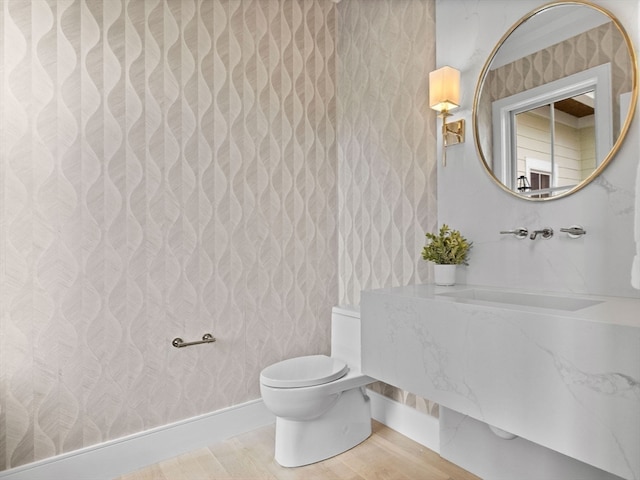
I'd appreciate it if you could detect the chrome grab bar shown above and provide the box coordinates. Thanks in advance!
[499,228,528,239]
[172,333,216,348]
[560,225,586,238]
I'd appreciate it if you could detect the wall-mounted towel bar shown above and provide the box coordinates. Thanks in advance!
[172,333,216,348]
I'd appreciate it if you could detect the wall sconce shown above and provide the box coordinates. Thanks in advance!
[429,66,465,166]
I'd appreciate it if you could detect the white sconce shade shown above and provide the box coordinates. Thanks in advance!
[429,66,460,113]
[429,66,464,167]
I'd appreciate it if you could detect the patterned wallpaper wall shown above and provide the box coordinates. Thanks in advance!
[336,0,438,414]
[0,0,338,470]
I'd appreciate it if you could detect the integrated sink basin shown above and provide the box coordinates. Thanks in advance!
[437,288,602,311]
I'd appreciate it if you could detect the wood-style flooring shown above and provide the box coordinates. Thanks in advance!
[115,421,481,480]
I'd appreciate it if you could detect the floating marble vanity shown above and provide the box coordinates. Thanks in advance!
[361,284,640,480]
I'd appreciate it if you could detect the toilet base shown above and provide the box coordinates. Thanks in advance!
[274,387,372,468]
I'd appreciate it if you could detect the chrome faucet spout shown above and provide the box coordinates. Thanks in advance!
[530,228,553,240]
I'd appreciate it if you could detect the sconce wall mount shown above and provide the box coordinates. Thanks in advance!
[443,117,465,147]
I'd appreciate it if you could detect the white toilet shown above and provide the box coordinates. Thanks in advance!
[259,305,375,467]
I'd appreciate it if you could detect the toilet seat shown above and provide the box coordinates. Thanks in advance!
[260,354,349,388]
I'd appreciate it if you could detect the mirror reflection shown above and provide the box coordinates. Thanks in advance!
[474,2,637,200]
[514,90,597,198]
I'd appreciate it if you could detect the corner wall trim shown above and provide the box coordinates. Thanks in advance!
[367,388,440,454]
[0,399,275,480]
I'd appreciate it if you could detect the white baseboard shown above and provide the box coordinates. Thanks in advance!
[367,388,440,454]
[0,399,275,480]
[1,390,439,480]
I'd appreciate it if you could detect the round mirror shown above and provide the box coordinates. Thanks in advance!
[473,1,637,201]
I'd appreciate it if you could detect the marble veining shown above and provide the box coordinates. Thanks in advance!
[395,303,483,416]
[548,349,640,400]
[362,284,640,480]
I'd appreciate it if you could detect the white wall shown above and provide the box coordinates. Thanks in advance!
[436,0,640,299]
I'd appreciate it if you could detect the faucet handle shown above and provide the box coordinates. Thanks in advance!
[500,227,528,239]
[560,225,586,238]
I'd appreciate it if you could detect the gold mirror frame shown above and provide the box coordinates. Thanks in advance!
[472,1,638,201]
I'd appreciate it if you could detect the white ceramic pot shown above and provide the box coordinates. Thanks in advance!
[434,264,456,286]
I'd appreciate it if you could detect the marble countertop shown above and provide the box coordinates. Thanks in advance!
[366,283,640,328]
[361,283,640,480]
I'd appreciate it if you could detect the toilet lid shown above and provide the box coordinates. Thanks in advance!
[260,355,349,388]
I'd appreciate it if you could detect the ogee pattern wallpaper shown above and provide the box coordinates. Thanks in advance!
[0,0,442,470]
[336,0,438,415]
[0,0,338,469]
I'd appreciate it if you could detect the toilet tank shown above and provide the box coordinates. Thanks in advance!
[331,305,362,370]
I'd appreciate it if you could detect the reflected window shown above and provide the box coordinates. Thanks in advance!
[530,171,551,199]
[491,63,612,197]
[514,92,596,197]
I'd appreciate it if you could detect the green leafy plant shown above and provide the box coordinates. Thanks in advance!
[421,224,472,265]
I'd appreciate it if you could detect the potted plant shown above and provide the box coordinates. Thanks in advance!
[421,224,472,286]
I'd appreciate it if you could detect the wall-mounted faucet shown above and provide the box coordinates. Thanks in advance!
[530,228,553,240]
[501,226,584,240]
